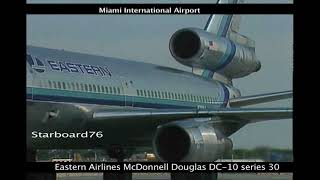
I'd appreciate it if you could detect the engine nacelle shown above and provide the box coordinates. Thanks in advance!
[152,119,232,162]
[169,28,261,78]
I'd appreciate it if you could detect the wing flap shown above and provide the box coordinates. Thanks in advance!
[91,107,292,125]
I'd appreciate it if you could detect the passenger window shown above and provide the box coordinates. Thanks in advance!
[147,90,150,97]
[105,86,108,93]
[151,91,154,97]
[62,82,66,89]
[70,83,74,90]
[93,85,96,92]
[113,87,117,94]
[109,87,113,94]
[97,85,100,92]
[137,89,140,96]
[117,87,121,94]
[48,80,52,88]
[101,85,104,93]
[53,81,56,89]
[80,83,84,91]
[57,82,61,89]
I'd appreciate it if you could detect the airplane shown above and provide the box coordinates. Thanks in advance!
[26,0,292,180]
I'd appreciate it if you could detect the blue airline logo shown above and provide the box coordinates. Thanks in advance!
[27,54,46,73]
[26,54,112,77]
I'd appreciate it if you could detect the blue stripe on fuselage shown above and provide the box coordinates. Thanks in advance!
[28,93,188,109]
[217,82,229,107]
[216,40,236,70]
[26,87,225,109]
[201,70,214,79]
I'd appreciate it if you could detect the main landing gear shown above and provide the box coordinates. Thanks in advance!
[103,145,132,180]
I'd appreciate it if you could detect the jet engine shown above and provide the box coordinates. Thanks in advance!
[169,28,261,78]
[152,119,232,162]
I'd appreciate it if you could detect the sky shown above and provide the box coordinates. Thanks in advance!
[26,1,293,149]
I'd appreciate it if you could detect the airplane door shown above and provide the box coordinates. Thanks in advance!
[120,78,135,107]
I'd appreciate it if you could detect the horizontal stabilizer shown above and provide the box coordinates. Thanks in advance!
[229,90,293,107]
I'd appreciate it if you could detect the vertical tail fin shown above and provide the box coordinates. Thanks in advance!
[195,0,244,85]
[204,0,243,37]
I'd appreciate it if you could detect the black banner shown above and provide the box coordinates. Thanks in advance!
[26,162,293,173]
[26,4,295,14]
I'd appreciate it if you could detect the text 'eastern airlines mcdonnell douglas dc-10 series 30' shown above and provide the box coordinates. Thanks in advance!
[26,0,292,180]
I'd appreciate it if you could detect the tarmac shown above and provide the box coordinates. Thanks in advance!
[56,173,293,180]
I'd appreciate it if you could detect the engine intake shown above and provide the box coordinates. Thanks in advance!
[170,30,201,59]
[153,119,232,162]
[169,28,261,78]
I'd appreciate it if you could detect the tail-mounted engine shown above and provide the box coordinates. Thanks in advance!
[169,28,261,78]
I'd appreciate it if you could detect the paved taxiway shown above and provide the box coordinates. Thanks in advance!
[57,173,293,180]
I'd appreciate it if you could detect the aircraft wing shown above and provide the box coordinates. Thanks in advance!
[92,107,292,125]
[229,90,293,107]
